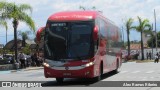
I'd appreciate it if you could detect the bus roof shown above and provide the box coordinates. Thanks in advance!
[48,11,99,21]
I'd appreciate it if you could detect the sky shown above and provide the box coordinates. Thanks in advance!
[0,0,160,45]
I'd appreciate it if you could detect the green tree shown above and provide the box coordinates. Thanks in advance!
[125,18,134,57]
[0,20,8,44]
[21,44,30,55]
[18,30,32,47]
[92,6,96,10]
[79,6,97,11]
[134,16,151,60]
[0,1,35,61]
[79,6,86,10]
[147,31,160,48]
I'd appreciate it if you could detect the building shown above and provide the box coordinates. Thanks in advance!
[130,43,148,50]
[0,44,4,49]
[4,39,22,51]
[0,44,4,55]
[142,33,150,47]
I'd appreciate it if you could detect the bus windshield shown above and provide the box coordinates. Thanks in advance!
[44,21,94,60]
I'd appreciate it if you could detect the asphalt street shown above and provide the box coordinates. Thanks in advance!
[0,61,160,89]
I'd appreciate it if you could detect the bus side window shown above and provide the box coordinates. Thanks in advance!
[94,18,100,54]
[94,39,99,54]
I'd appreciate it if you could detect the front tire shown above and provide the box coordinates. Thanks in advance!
[114,60,119,73]
[95,63,103,82]
[56,78,64,83]
[95,74,101,82]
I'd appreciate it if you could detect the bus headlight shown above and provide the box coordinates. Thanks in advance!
[43,63,50,67]
[83,62,94,67]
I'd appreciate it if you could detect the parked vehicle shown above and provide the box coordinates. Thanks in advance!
[122,50,139,61]
[3,54,14,64]
[0,55,3,60]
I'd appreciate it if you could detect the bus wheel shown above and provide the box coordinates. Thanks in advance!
[95,62,103,82]
[114,60,119,73]
[56,78,64,83]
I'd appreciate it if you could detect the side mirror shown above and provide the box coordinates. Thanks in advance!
[36,27,45,43]
[93,25,99,41]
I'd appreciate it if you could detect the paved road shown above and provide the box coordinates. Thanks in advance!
[105,62,160,81]
[0,62,160,89]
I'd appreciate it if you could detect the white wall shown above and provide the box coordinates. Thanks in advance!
[122,48,160,60]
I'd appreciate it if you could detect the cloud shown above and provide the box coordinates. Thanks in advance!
[0,0,160,44]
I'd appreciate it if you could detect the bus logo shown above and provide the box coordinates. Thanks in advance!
[65,66,69,70]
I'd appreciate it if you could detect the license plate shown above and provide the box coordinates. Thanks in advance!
[63,73,71,76]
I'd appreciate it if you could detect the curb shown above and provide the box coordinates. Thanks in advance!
[0,71,12,74]
[0,64,14,71]
[24,67,44,71]
[11,67,43,73]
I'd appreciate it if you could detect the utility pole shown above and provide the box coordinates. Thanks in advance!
[122,26,124,47]
[121,19,125,48]
[154,9,157,51]
[151,23,153,59]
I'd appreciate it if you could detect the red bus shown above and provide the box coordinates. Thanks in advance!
[37,11,123,83]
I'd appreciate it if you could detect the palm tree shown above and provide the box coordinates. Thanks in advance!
[92,6,96,10]
[79,6,97,11]
[134,16,151,60]
[125,18,134,58]
[0,1,35,62]
[18,30,31,47]
[0,20,8,44]
[79,6,86,10]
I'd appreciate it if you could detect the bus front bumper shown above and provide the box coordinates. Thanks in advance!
[44,65,95,78]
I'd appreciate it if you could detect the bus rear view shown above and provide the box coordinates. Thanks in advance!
[42,11,122,83]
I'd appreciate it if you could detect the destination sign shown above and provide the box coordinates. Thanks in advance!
[51,23,66,27]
